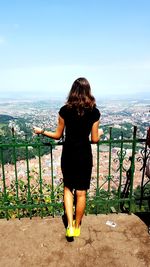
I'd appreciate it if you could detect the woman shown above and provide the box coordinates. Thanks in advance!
[33,77,103,238]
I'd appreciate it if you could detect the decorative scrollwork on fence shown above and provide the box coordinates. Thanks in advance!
[137,147,150,172]
[112,148,130,173]
[136,127,150,209]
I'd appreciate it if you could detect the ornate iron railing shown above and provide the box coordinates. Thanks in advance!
[0,126,150,219]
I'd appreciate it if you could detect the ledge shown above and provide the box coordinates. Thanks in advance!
[0,214,150,267]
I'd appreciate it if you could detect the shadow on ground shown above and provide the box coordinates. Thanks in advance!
[135,212,150,234]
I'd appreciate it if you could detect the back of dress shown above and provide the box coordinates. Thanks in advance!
[59,105,100,191]
[59,105,100,145]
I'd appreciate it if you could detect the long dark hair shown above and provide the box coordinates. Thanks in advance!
[66,77,96,115]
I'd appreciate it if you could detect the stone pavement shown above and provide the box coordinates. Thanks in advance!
[0,214,150,267]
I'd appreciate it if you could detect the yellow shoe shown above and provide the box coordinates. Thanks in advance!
[74,227,80,237]
[73,220,81,237]
[66,227,74,237]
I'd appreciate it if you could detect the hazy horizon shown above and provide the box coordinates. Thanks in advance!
[0,89,150,102]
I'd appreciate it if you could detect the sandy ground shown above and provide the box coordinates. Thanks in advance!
[0,214,150,267]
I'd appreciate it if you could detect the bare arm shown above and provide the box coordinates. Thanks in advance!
[91,120,103,143]
[33,115,65,140]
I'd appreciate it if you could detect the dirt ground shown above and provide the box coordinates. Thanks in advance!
[0,214,150,267]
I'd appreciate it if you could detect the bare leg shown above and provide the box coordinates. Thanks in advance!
[75,190,86,228]
[64,186,73,227]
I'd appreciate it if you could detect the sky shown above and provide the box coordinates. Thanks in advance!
[0,0,150,99]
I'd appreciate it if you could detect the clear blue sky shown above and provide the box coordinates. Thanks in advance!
[0,0,150,98]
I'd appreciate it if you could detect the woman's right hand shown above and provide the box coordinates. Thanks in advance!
[33,126,43,134]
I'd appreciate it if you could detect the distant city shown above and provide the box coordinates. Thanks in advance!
[0,95,149,140]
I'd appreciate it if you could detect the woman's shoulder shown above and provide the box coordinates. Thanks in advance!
[91,106,101,121]
[59,105,68,118]
[59,104,67,111]
[92,106,101,115]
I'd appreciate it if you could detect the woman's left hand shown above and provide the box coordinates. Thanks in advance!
[98,128,104,136]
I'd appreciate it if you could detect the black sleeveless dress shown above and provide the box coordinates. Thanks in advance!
[59,105,100,190]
